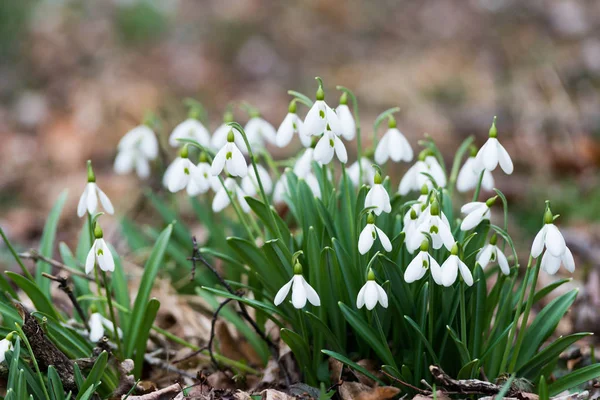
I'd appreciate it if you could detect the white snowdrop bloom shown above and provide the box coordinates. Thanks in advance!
[303,86,343,137]
[114,125,158,179]
[77,162,114,218]
[398,153,446,195]
[241,164,273,196]
[0,338,13,364]
[276,101,311,148]
[85,224,115,274]
[456,155,494,193]
[405,241,442,284]
[274,263,320,309]
[245,114,277,148]
[438,245,473,287]
[187,160,220,196]
[407,201,454,253]
[294,148,316,178]
[358,214,392,255]
[541,246,575,275]
[212,124,247,153]
[336,95,356,140]
[273,176,288,204]
[347,157,376,188]
[88,312,124,342]
[313,127,348,165]
[403,186,430,226]
[364,172,391,216]
[211,131,248,178]
[460,197,496,231]
[477,234,510,275]
[168,118,210,148]
[402,209,420,238]
[473,118,513,175]
[356,269,388,310]
[374,118,413,165]
[212,178,250,213]
[303,173,322,199]
[162,147,206,194]
[531,206,567,259]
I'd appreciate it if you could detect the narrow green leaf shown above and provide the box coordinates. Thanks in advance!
[133,299,160,379]
[76,351,108,400]
[37,190,68,296]
[48,366,65,400]
[404,316,439,364]
[322,350,385,385]
[548,364,600,396]
[6,272,61,321]
[281,328,317,385]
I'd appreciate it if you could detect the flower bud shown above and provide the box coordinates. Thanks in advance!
[316,85,325,101]
[489,116,498,138]
[180,144,189,159]
[293,261,303,275]
[490,233,498,246]
[485,195,498,208]
[339,92,348,105]
[5,332,14,341]
[223,110,234,123]
[367,212,375,224]
[87,160,96,183]
[430,200,440,216]
[469,145,478,158]
[288,100,297,114]
[93,222,103,239]
[420,184,429,195]
[367,269,376,281]
[199,151,208,163]
[388,116,397,129]
[410,209,418,220]
[227,130,235,143]
[420,240,429,252]
[451,242,459,256]
[374,171,383,185]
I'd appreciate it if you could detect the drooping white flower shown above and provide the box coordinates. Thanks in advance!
[407,200,454,253]
[114,124,158,179]
[405,241,442,284]
[245,114,277,148]
[531,205,567,259]
[347,157,376,188]
[0,337,13,364]
[274,263,320,309]
[460,197,496,231]
[303,173,322,199]
[162,146,209,194]
[85,224,115,274]
[212,121,247,153]
[303,85,342,137]
[364,172,391,216]
[358,213,392,255]
[241,164,273,196]
[456,155,494,193]
[276,101,311,148]
[294,148,316,178]
[211,130,248,178]
[168,118,211,148]
[402,208,420,238]
[356,269,388,310]
[472,118,513,175]
[336,95,356,140]
[187,158,220,196]
[403,185,431,226]
[212,178,250,213]
[398,153,446,195]
[437,243,473,287]
[77,161,114,218]
[477,234,510,275]
[313,127,348,164]
[88,312,124,342]
[541,246,575,275]
[374,118,413,165]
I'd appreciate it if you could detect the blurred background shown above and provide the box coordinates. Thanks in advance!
[1,0,600,330]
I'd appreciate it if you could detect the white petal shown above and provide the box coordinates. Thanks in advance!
[531,226,546,258]
[333,135,348,163]
[77,184,90,218]
[398,165,417,195]
[429,255,443,285]
[291,275,308,309]
[85,244,96,275]
[441,256,459,287]
[460,205,488,231]
[96,239,115,272]
[336,104,356,140]
[364,281,378,310]
[477,245,494,269]
[303,280,321,306]
[426,156,447,187]
[562,247,575,273]
[375,227,392,252]
[212,186,231,212]
[496,248,510,275]
[456,158,477,193]
[496,141,514,175]
[169,119,210,147]
[114,150,135,175]
[482,139,499,172]
[396,131,413,162]
[89,313,105,342]
[276,114,295,148]
[356,284,367,308]
[274,278,293,306]
[461,201,484,214]
[437,222,455,251]
[313,133,334,164]
[167,159,191,193]
[325,104,343,135]
[303,101,327,136]
[211,124,230,149]
[541,251,561,275]
[482,170,495,190]
[458,259,473,286]
[228,146,248,177]
[135,156,151,179]
[358,224,376,255]
[405,253,426,283]
[211,146,228,176]
[139,130,158,159]
[545,224,566,257]
[86,183,98,215]
[375,284,388,308]
[96,186,114,214]
[374,133,390,165]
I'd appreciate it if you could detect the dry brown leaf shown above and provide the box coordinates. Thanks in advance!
[413,392,451,400]
[260,389,296,400]
[338,381,400,400]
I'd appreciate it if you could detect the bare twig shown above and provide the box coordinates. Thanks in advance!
[42,273,90,331]
[430,366,524,398]
[19,250,95,282]
[123,382,181,400]
[381,370,431,395]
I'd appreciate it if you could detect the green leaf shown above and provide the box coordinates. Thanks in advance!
[321,350,385,385]
[245,197,292,244]
[548,364,600,396]
[48,366,65,400]
[200,287,285,326]
[305,311,343,353]
[6,272,61,321]
[404,316,439,364]
[133,299,160,379]
[446,325,471,367]
[76,351,108,400]
[146,191,190,245]
[539,375,549,400]
[124,224,172,357]
[457,359,479,380]
[533,278,571,305]
[37,190,68,296]
[109,243,131,334]
[280,328,317,385]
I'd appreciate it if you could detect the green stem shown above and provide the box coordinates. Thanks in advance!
[472,170,485,202]
[508,256,541,373]
[297,308,308,343]
[337,86,362,186]
[0,227,35,281]
[15,324,51,400]
[429,275,435,345]
[102,270,123,358]
[460,281,467,347]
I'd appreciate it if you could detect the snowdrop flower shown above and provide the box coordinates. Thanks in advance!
[407,200,454,253]
[347,157,376,187]
[405,240,442,284]
[85,223,115,274]
[276,101,311,148]
[356,269,388,310]
[364,171,391,216]
[313,126,348,164]
[88,312,124,342]
[114,124,158,179]
[303,173,322,199]
[294,148,316,178]
[78,161,114,218]
[375,117,413,165]
[541,246,575,275]
[245,111,277,148]
[336,92,356,141]
[162,146,204,194]
[212,111,247,153]
[477,234,510,275]
[303,82,342,137]
[403,185,430,225]
[456,147,494,193]
[274,262,320,309]
[473,117,513,175]
[168,118,210,148]
[358,213,392,255]
[460,196,496,231]
[241,164,273,196]
[212,177,250,213]
[402,209,420,238]
[531,203,567,259]
[211,130,248,177]
[437,243,473,287]
[398,151,446,195]
[186,153,220,196]
[0,336,13,364]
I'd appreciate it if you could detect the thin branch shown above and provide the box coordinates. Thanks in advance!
[19,250,95,282]
[381,370,431,395]
[42,273,90,331]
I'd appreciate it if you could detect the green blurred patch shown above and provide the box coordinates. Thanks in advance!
[0,0,35,62]
[115,1,168,46]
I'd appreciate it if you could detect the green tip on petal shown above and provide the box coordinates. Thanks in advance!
[490,233,498,245]
[420,184,429,195]
[180,145,189,159]
[410,208,418,220]
[367,213,375,224]
[451,243,459,256]
[469,145,478,158]
[199,151,208,163]
[5,332,14,341]
[489,116,498,138]
[93,223,103,239]
[388,116,397,129]
[485,195,498,208]
[288,100,297,114]
[293,261,303,275]
[227,130,235,143]
[339,91,348,105]
[543,207,554,225]
[316,86,325,101]
[367,269,376,281]
[430,200,440,216]
[86,160,96,183]
[420,240,429,252]
[374,171,383,185]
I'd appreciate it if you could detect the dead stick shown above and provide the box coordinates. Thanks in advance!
[20,250,95,282]
[42,273,90,331]
[381,370,431,395]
